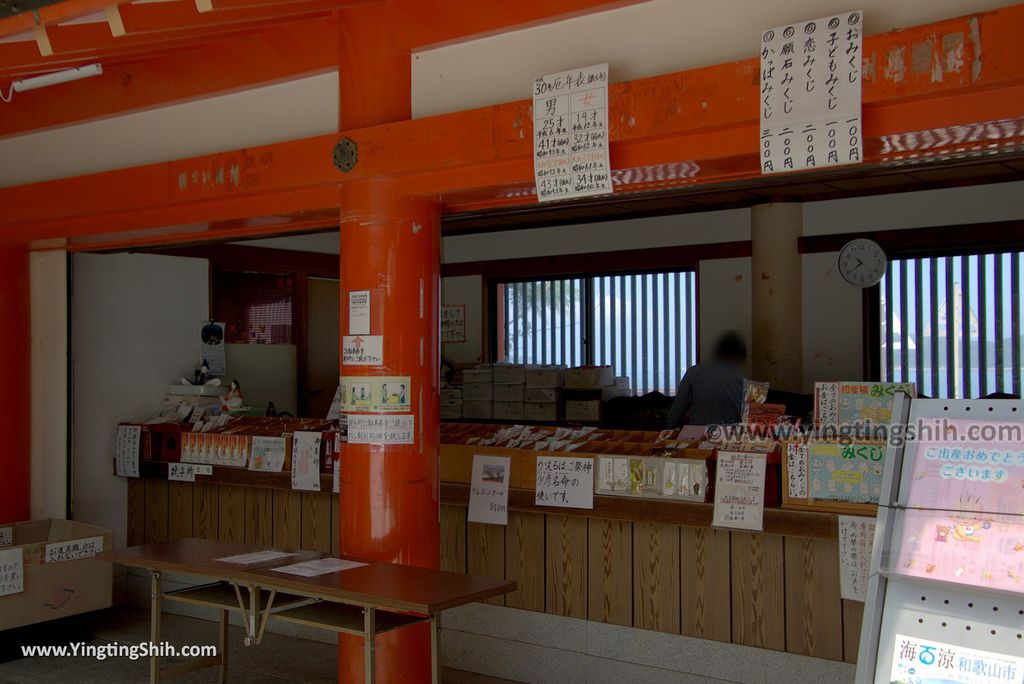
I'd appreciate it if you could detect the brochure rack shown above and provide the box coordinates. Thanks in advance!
[856,395,1024,683]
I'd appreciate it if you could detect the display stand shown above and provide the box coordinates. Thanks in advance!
[856,394,1024,683]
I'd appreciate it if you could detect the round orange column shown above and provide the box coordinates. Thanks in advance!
[338,178,441,683]
[0,247,31,524]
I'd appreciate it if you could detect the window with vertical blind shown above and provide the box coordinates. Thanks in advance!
[880,252,1023,398]
[214,271,295,344]
[497,270,698,395]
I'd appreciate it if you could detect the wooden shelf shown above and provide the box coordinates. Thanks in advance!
[272,601,427,636]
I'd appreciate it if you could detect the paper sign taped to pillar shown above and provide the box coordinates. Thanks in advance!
[347,414,415,445]
[339,376,411,412]
[348,290,370,335]
[342,335,383,366]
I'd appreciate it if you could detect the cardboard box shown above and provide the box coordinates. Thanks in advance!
[525,402,560,422]
[462,368,493,384]
[525,387,560,403]
[462,401,493,420]
[493,401,524,420]
[440,405,462,420]
[564,366,615,389]
[565,399,602,422]
[462,383,493,401]
[526,366,564,388]
[564,386,618,402]
[0,519,113,631]
[493,384,525,402]
[440,389,462,407]
[492,365,526,385]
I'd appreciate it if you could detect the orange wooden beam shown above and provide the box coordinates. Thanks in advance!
[2,4,1023,249]
[0,0,133,39]
[0,17,337,138]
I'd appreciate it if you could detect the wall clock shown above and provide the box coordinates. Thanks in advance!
[838,238,887,288]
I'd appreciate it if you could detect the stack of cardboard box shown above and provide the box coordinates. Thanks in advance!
[524,365,565,422]
[440,387,462,420]
[564,366,617,423]
[492,364,526,420]
[462,366,493,419]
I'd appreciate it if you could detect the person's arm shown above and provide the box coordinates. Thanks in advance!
[666,367,696,427]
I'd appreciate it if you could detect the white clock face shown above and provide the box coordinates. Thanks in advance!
[838,239,887,288]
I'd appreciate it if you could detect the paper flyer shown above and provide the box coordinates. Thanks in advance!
[468,455,511,525]
[535,456,594,509]
[713,451,767,531]
[291,432,321,491]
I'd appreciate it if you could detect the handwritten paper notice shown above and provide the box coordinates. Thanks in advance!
[441,305,466,343]
[533,63,612,202]
[468,455,511,525]
[217,550,295,565]
[535,456,594,509]
[249,436,287,472]
[348,290,370,335]
[115,425,141,478]
[347,414,415,446]
[713,451,767,531]
[273,558,367,577]
[291,432,321,491]
[0,527,11,546]
[760,11,863,174]
[786,443,809,498]
[838,515,875,601]
[342,335,383,366]
[45,536,104,563]
[168,462,212,482]
[0,548,23,597]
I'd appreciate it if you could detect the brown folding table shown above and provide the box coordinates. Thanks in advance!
[101,538,515,684]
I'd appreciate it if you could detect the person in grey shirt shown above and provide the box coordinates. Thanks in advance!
[666,331,747,427]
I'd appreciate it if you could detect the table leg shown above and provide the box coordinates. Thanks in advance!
[363,607,376,684]
[431,614,440,684]
[150,572,161,684]
[218,609,229,684]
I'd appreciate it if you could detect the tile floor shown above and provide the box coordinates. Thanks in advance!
[0,607,516,684]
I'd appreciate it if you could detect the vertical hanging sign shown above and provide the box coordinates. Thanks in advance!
[760,11,863,174]
[533,63,612,202]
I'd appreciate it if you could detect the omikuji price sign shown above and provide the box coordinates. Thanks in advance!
[535,456,594,509]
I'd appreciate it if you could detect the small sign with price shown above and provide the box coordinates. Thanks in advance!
[468,455,511,525]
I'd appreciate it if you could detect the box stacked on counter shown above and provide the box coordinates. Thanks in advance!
[564,365,617,423]
[462,365,493,419]
[440,387,462,420]
[525,365,564,422]
[492,363,526,420]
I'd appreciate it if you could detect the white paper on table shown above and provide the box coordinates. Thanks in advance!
[272,558,367,577]
[115,425,141,478]
[468,455,511,525]
[712,451,767,531]
[535,456,594,509]
[216,550,295,565]
[838,515,875,601]
[0,547,23,597]
[291,432,322,491]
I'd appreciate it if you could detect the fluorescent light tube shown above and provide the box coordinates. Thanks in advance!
[13,63,103,93]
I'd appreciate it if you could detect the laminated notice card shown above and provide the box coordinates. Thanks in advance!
[291,432,321,491]
[273,558,366,577]
[0,547,23,597]
[838,515,875,601]
[468,455,511,525]
[760,11,863,174]
[713,451,767,531]
[893,418,1024,594]
[889,634,1024,684]
[533,63,612,202]
[535,456,594,509]
[115,424,141,478]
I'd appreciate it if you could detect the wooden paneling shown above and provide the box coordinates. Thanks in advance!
[245,487,274,546]
[126,478,146,546]
[785,537,843,660]
[587,519,631,626]
[545,514,587,619]
[467,522,505,606]
[440,504,467,574]
[192,483,219,540]
[331,494,340,556]
[633,522,680,634]
[273,489,302,549]
[504,511,545,612]
[167,481,193,541]
[680,527,731,642]
[301,492,333,553]
[730,532,785,651]
[144,478,168,544]
[843,599,865,664]
[217,485,247,543]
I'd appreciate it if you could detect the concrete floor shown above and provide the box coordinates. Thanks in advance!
[0,606,516,684]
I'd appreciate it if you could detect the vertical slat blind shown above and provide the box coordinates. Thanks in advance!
[502,271,697,395]
[881,252,1024,398]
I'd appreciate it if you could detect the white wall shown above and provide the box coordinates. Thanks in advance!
[412,0,1014,117]
[225,344,298,416]
[698,257,753,375]
[30,250,68,520]
[72,253,209,547]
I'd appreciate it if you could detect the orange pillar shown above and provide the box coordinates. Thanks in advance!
[337,6,440,683]
[0,247,31,523]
